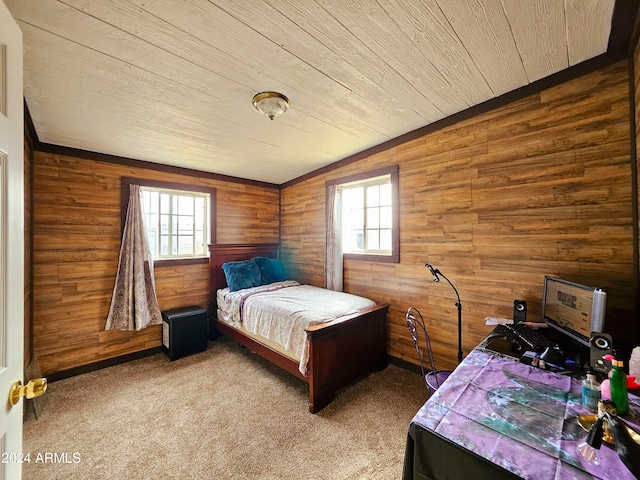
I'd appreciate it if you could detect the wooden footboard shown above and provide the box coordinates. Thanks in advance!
[306,304,389,413]
[208,244,389,413]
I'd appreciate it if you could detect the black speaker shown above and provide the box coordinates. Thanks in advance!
[590,332,613,374]
[513,300,527,324]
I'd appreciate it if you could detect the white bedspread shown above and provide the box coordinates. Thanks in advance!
[216,281,377,375]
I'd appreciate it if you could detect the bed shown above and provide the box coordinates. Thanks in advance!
[208,243,389,413]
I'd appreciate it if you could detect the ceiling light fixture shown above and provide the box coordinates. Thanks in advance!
[252,91,289,120]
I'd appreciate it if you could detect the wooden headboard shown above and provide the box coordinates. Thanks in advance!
[208,243,279,311]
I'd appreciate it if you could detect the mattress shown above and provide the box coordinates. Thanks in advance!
[216,281,377,374]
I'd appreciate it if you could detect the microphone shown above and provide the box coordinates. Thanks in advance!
[425,264,440,282]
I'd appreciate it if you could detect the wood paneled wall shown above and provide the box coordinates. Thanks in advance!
[33,152,279,375]
[281,61,637,371]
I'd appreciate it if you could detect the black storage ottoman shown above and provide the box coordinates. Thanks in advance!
[162,306,208,361]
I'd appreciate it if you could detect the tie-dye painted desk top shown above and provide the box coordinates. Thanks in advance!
[405,349,640,480]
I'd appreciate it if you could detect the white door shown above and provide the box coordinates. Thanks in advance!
[0,1,23,479]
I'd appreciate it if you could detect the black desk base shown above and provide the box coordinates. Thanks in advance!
[403,422,522,480]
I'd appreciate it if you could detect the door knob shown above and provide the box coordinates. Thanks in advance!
[9,378,47,406]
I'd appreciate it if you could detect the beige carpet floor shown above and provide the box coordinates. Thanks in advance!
[23,336,427,480]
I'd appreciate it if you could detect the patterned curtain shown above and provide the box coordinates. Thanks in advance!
[105,184,162,331]
[325,184,343,291]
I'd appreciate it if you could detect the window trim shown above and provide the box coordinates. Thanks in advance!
[326,165,399,263]
[120,177,216,267]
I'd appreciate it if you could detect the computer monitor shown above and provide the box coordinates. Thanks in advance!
[542,276,607,347]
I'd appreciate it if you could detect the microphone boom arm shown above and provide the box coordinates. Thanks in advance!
[424,264,463,364]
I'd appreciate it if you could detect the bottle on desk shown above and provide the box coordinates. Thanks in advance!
[609,352,629,416]
[581,373,601,411]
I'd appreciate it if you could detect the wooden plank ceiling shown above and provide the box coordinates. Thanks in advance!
[6,0,615,184]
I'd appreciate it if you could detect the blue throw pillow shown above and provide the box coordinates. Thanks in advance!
[253,257,286,285]
[222,259,262,292]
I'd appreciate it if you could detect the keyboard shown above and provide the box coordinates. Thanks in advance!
[503,323,556,351]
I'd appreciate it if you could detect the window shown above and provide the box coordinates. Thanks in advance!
[327,165,399,263]
[140,188,209,259]
[341,176,393,254]
[121,177,216,265]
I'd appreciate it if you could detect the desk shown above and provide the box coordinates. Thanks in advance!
[403,349,640,480]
